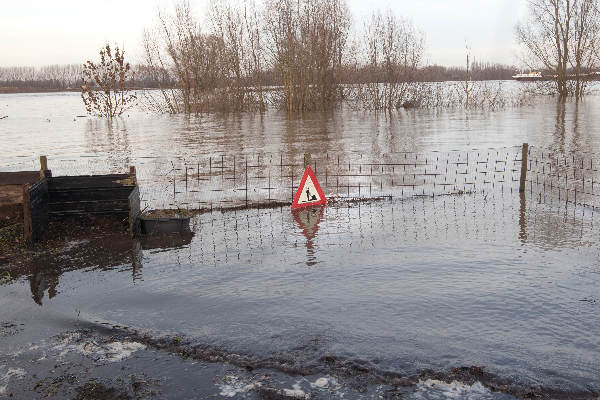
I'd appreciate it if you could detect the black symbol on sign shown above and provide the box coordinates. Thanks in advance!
[306,188,317,202]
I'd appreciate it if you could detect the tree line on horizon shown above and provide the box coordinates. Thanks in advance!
[0,61,517,91]
[2,0,598,113]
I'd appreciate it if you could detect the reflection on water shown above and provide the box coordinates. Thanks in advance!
[293,206,325,266]
[29,270,59,306]
[17,233,193,306]
[21,190,598,308]
[553,100,567,154]
[519,192,527,244]
[15,193,599,305]
[2,90,600,172]
[1,195,597,394]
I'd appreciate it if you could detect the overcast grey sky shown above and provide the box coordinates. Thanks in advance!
[0,0,528,67]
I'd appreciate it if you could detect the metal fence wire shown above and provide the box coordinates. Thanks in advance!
[129,146,524,210]
[30,146,521,210]
[6,144,600,212]
[525,146,600,209]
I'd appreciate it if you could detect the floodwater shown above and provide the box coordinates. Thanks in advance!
[1,87,600,170]
[2,195,600,398]
[1,88,600,398]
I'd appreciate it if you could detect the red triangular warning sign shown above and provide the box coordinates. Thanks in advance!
[291,166,327,210]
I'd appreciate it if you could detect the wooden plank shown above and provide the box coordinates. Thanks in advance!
[48,199,129,213]
[48,187,134,202]
[22,184,32,243]
[48,176,131,189]
[128,186,141,237]
[21,179,49,243]
[48,210,129,219]
[519,143,529,193]
[28,180,49,242]
[0,185,23,207]
[47,174,131,190]
[0,171,40,185]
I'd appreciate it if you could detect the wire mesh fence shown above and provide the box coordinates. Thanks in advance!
[159,192,600,268]
[35,146,522,211]
[525,146,600,210]
[5,144,600,212]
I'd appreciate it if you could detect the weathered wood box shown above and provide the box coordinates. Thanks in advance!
[1,159,140,243]
[46,174,138,219]
[0,171,41,222]
[23,173,140,242]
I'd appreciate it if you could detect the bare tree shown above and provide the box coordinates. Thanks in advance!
[354,10,424,110]
[143,1,266,114]
[209,0,266,111]
[143,2,218,114]
[265,0,351,112]
[516,0,600,98]
[81,44,136,118]
[570,0,600,96]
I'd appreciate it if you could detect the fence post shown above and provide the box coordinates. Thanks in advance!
[22,184,33,244]
[519,143,529,193]
[304,152,311,169]
[129,166,137,185]
[39,155,51,178]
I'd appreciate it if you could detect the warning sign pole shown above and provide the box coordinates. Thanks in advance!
[304,152,311,168]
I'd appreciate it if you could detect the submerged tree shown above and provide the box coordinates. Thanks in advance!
[516,0,600,98]
[81,44,136,118]
[209,0,266,112]
[265,0,351,112]
[142,1,237,114]
[356,9,424,110]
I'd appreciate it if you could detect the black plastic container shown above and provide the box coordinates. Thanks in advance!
[139,216,191,235]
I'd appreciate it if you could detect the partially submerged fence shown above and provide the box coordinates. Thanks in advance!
[524,146,600,209]
[129,146,525,210]
[4,144,600,215]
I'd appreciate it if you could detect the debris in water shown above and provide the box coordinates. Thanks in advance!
[313,377,329,388]
[216,374,262,397]
[259,385,312,399]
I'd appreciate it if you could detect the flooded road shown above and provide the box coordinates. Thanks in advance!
[2,194,599,398]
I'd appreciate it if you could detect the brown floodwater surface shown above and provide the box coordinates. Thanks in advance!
[1,88,600,399]
[1,88,600,171]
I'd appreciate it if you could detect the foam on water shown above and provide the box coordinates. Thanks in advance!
[216,375,262,397]
[0,366,26,395]
[410,379,506,399]
[51,332,145,362]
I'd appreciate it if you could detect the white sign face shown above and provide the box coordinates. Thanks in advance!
[298,175,322,205]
